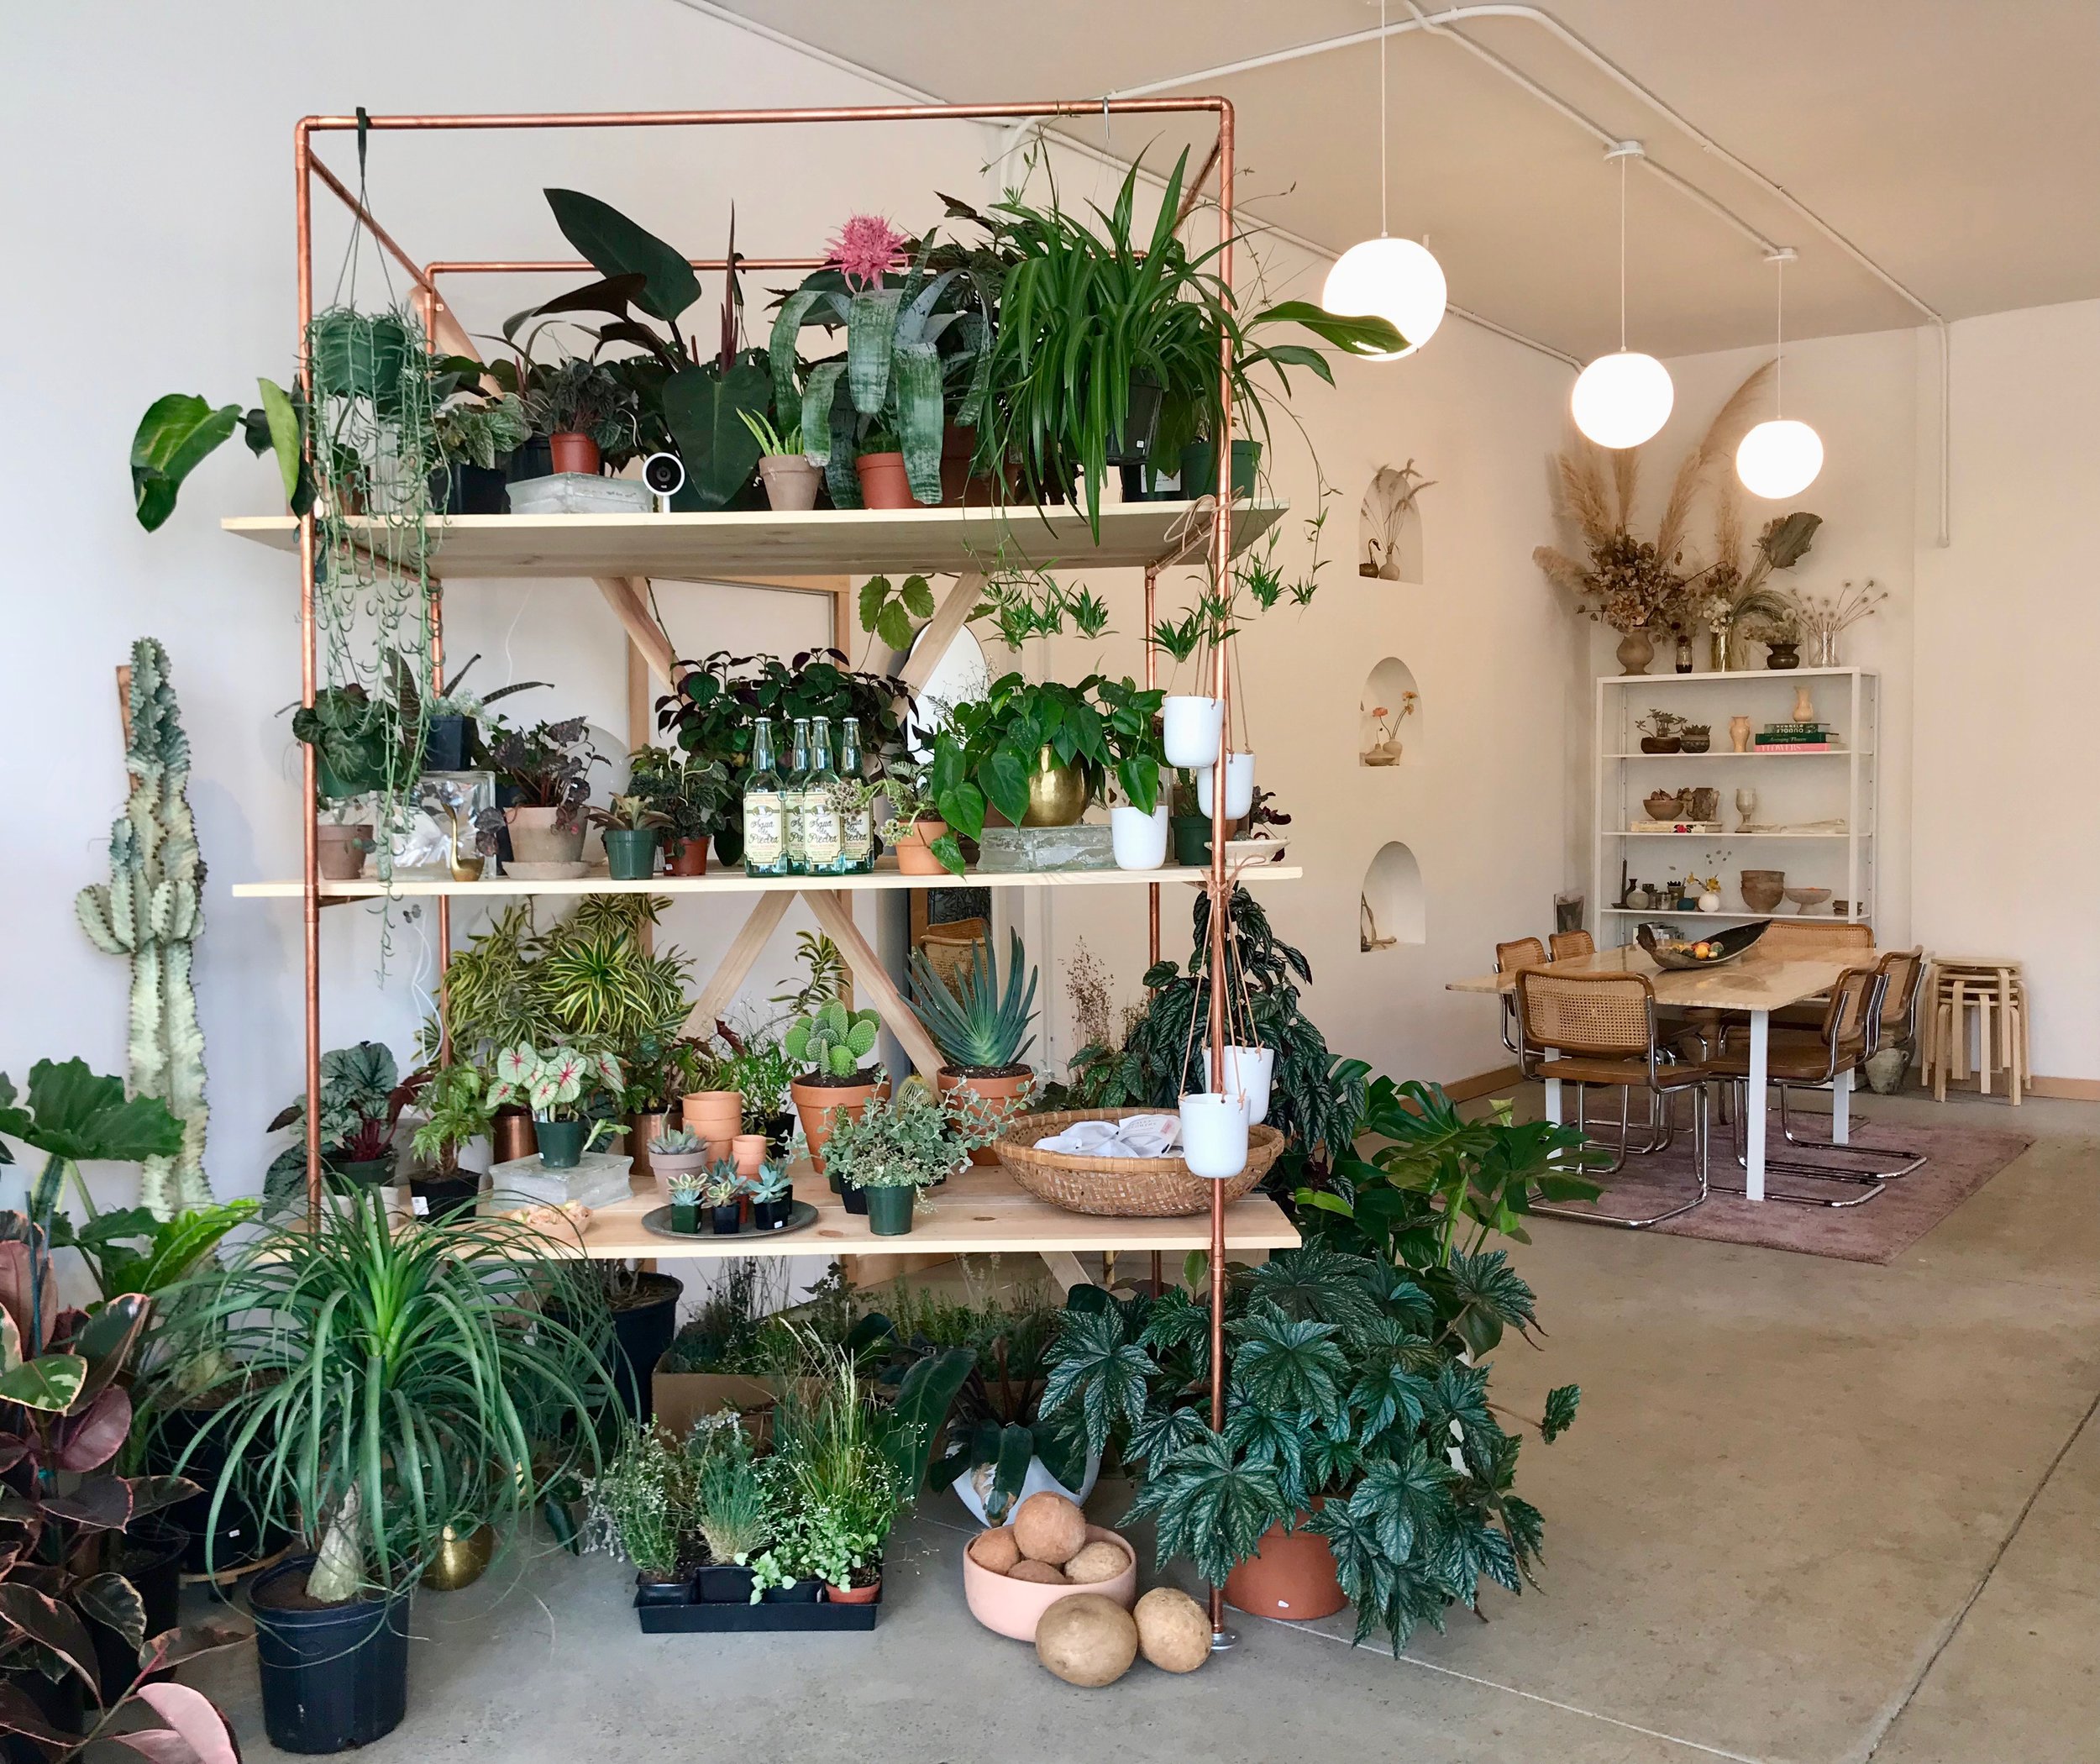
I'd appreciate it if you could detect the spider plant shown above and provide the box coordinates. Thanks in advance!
[150,1188,613,1600]
[736,407,806,459]
[908,930,1038,1073]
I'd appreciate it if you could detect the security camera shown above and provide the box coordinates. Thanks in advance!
[643,452,685,512]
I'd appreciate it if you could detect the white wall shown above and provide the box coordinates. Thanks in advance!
[1,0,1580,1206]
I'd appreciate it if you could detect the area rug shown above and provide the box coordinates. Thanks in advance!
[1544,1112,2034,1264]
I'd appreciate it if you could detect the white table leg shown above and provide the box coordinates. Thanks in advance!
[1544,1076,1563,1125]
[1745,1011,1769,1203]
[1831,1067,1852,1146]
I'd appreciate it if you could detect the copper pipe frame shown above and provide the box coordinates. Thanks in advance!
[291,92,1238,1590]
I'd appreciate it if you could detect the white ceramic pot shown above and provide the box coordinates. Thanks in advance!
[952,1449,1102,1527]
[1110,803,1169,870]
[1698,890,1723,913]
[1204,1045,1276,1126]
[1196,751,1256,820]
[1163,696,1223,769]
[1179,1091,1250,1179]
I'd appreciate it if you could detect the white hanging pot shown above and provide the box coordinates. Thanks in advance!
[1163,696,1223,769]
[1179,1091,1250,1179]
[1195,751,1256,820]
[1110,802,1169,870]
[1204,1045,1275,1126]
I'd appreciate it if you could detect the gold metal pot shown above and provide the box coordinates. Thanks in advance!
[491,1110,537,1166]
[423,1522,495,1591]
[1021,745,1089,827]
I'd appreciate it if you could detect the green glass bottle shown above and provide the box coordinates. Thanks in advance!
[836,717,872,874]
[783,717,811,875]
[803,716,843,875]
[741,719,789,877]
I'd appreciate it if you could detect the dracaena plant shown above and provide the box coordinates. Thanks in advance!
[907,931,1038,1074]
[1040,1242,1580,1655]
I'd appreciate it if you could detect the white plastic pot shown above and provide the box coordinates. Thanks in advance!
[1179,1091,1250,1179]
[1110,802,1169,870]
[952,1449,1103,1527]
[1195,751,1256,820]
[1204,1045,1276,1127]
[1163,696,1223,769]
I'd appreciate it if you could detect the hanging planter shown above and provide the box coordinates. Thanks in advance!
[1179,1091,1249,1179]
[1196,751,1256,821]
[1163,696,1223,769]
[1205,1045,1276,1127]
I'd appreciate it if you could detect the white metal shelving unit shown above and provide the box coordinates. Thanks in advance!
[1593,666,1878,930]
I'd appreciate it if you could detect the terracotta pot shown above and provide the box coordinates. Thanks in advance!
[549,432,600,475]
[1739,869,1787,912]
[892,817,949,875]
[680,1090,743,1163]
[938,425,977,506]
[824,1578,881,1606]
[790,1074,883,1178]
[666,838,710,877]
[1616,628,1656,675]
[732,1133,768,1179]
[491,1108,537,1165]
[854,450,917,510]
[937,1067,1036,1166]
[1224,1504,1346,1621]
[503,806,585,866]
[648,1148,709,1200]
[627,1111,670,1182]
[316,822,370,881]
[759,455,822,512]
[963,1525,1136,1642]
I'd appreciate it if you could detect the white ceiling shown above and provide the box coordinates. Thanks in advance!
[702,0,2100,359]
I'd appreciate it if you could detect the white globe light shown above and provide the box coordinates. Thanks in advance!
[1735,417,1824,498]
[1570,350,1674,449]
[1321,238,1447,360]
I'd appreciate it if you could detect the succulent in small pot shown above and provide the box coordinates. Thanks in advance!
[908,928,1038,1164]
[647,1125,709,1199]
[1678,722,1712,754]
[665,1167,706,1235]
[738,409,822,512]
[748,1159,795,1230]
[588,793,669,880]
[705,1159,746,1235]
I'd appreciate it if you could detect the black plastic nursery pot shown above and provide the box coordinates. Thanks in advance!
[709,1202,743,1236]
[750,1191,793,1231]
[839,1180,869,1216]
[607,1271,683,1423]
[760,1578,822,1604]
[90,1518,187,1702]
[1,1666,83,1763]
[533,1119,587,1169]
[507,436,553,485]
[1179,437,1263,501]
[1171,813,1213,867]
[423,713,474,772]
[408,1168,481,1223]
[149,1403,287,1578]
[635,1572,696,1608]
[251,1557,412,1755]
[696,1563,755,1604]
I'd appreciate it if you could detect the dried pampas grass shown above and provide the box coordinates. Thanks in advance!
[1656,360,1773,559]
[1554,444,1615,549]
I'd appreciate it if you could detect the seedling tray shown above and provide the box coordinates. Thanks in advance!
[633,1594,880,1633]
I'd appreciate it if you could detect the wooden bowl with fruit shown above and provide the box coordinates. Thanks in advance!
[1636,920,1768,970]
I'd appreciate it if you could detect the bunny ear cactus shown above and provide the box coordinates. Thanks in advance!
[74,639,211,1218]
[785,1000,882,1079]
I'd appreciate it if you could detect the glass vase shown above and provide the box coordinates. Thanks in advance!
[1810,628,1840,667]
[1708,628,1730,672]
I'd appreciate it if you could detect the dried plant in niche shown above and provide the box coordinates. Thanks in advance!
[1358,460,1434,580]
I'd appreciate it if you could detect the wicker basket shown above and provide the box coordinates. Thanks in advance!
[994,1107,1284,1217]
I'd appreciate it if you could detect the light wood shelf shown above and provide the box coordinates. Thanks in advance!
[223,498,1286,580]
[231,864,1301,900]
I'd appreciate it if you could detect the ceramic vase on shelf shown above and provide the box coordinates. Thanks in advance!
[1729,716,1753,753]
[1765,640,1801,669]
[1615,628,1655,676]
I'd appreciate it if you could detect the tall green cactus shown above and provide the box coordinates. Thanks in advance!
[76,639,211,1215]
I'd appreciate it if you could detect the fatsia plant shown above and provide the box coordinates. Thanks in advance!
[150,1189,614,1601]
[1040,1244,1579,1653]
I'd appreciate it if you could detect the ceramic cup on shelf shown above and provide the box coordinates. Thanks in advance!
[1196,752,1256,821]
[1163,696,1223,769]
[1110,801,1169,870]
[1179,1091,1250,1179]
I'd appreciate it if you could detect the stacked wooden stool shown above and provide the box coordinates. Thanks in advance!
[1922,958,2028,1104]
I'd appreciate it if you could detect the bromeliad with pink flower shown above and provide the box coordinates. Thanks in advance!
[825,213,911,291]
[489,1042,623,1136]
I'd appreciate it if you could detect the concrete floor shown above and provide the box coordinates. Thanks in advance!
[191,1087,2098,1763]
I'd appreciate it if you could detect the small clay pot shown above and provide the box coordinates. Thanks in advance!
[891,817,949,875]
[316,822,370,881]
[936,1067,1035,1167]
[549,433,601,475]
[665,838,710,877]
[759,455,822,512]
[854,451,918,510]
[731,1133,767,1179]
[680,1090,743,1163]
[504,806,585,866]
[648,1148,708,1200]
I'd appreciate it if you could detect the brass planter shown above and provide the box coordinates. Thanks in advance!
[1021,745,1089,827]
[423,1522,495,1591]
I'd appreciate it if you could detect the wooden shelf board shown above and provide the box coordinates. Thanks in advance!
[524,1161,1300,1262]
[223,499,1285,579]
[230,863,1300,900]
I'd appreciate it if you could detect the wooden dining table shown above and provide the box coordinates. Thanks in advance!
[1447,941,1884,1202]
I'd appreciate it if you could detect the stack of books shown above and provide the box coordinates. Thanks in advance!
[1754,720,1839,753]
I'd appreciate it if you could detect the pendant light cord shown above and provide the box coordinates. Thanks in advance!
[1774,253,1785,415]
[1378,0,1389,237]
[1618,151,1628,352]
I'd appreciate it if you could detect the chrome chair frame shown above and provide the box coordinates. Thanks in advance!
[1773,948,1929,1177]
[1497,939,1674,1155]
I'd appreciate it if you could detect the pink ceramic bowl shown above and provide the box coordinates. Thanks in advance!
[962,1524,1137,1641]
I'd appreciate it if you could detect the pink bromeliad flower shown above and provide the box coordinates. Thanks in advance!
[826,213,910,291]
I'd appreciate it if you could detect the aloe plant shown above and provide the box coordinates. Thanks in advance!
[785,999,881,1079]
[908,931,1038,1073]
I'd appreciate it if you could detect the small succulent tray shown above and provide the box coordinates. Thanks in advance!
[633,1587,880,1633]
[638,1200,820,1242]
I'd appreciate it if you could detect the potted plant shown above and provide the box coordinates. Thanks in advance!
[821,1079,1006,1233]
[702,1160,746,1236]
[619,1032,704,1176]
[908,930,1038,1161]
[666,1165,706,1234]
[680,1047,743,1164]
[692,1421,770,1602]
[746,1361,906,1604]
[405,1061,494,1220]
[717,1032,797,1158]
[589,792,669,880]
[488,717,603,867]
[583,1420,697,1606]
[853,426,913,509]
[263,1040,415,1212]
[628,744,734,875]
[1680,720,1713,753]
[877,755,949,875]
[1636,709,1687,753]
[289,682,403,868]
[419,655,549,770]
[1149,607,1226,770]
[518,356,636,477]
[486,1043,624,1170]
[648,1125,710,1199]
[748,1159,795,1231]
[155,1189,612,1751]
[785,1000,883,1179]
[738,409,822,512]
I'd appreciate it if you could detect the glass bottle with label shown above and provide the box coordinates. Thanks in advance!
[836,717,872,874]
[783,717,811,875]
[740,719,788,876]
[802,715,843,874]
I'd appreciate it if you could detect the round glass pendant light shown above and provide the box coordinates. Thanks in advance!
[1572,144,1673,449]
[1737,248,1824,497]
[1319,0,1446,359]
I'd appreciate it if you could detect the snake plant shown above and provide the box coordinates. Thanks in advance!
[908,930,1038,1073]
